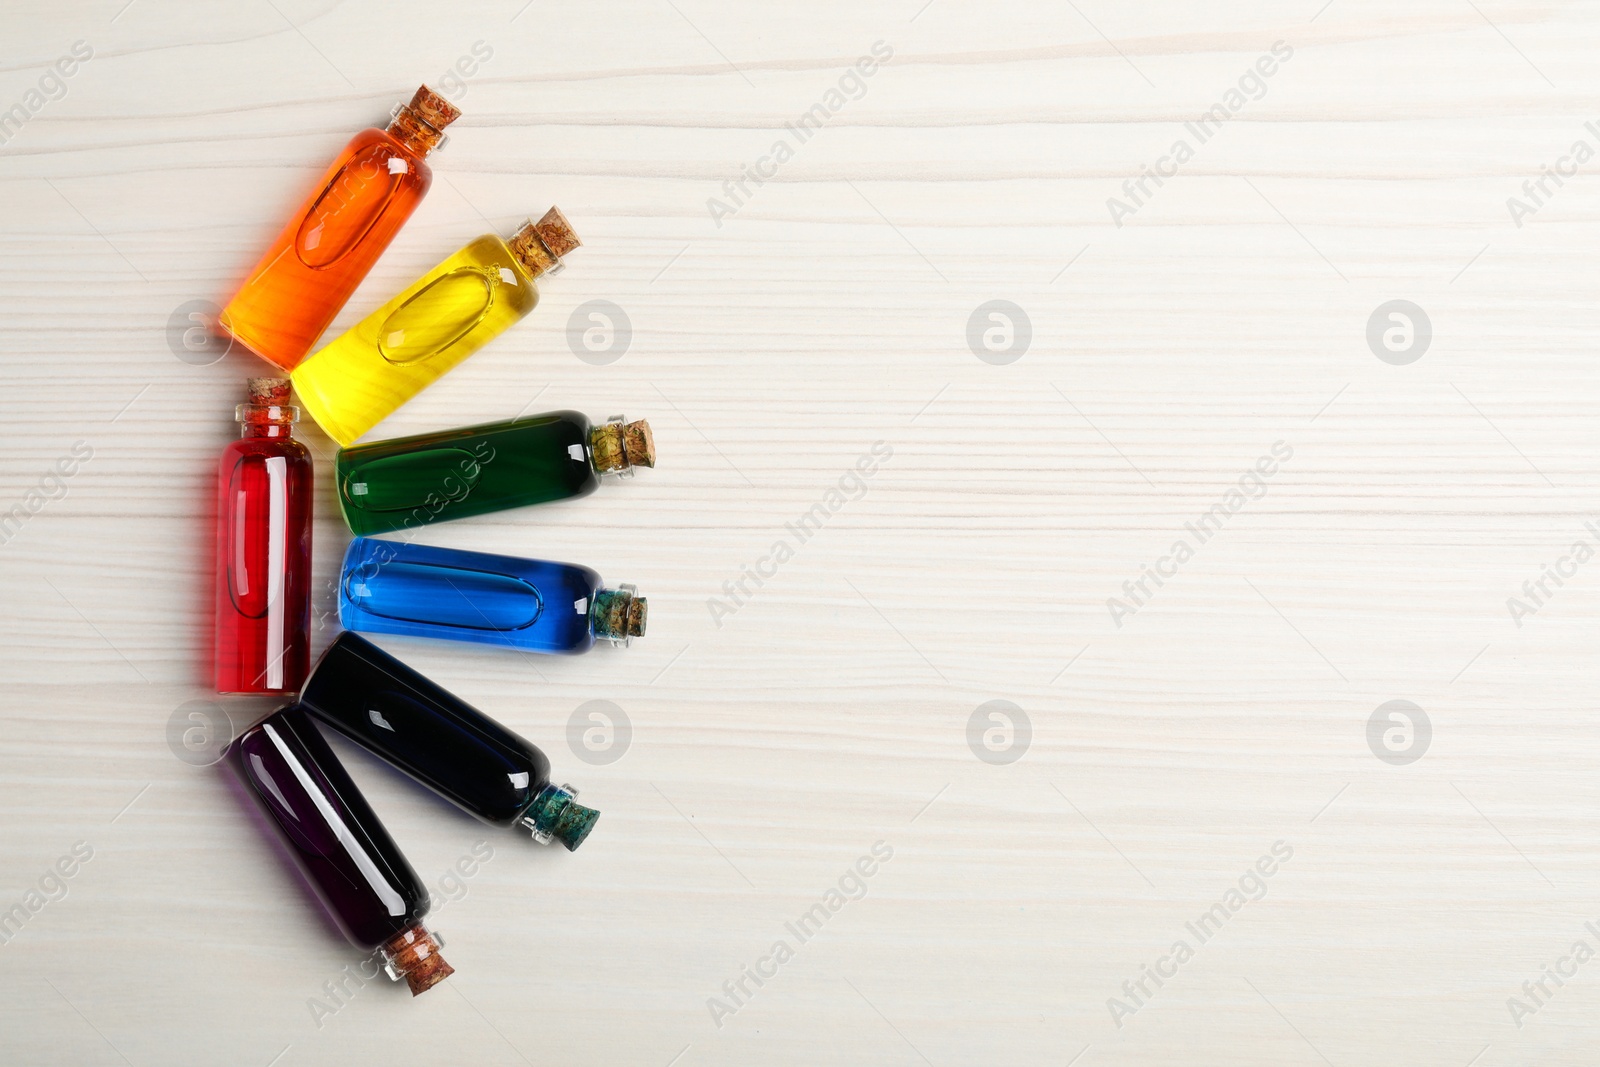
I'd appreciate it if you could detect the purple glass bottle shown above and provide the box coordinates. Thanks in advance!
[231,705,452,995]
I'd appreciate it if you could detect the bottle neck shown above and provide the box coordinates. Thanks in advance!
[506,207,580,279]
[383,85,459,158]
[517,783,601,850]
[385,106,446,157]
[506,224,561,278]
[379,923,453,996]
[589,417,656,476]
[591,584,647,644]
[237,403,298,439]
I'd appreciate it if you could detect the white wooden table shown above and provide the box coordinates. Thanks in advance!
[2,1,1597,1063]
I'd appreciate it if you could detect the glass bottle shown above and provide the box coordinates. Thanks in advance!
[334,411,654,535]
[219,85,461,371]
[215,378,313,694]
[291,207,581,446]
[231,705,453,995]
[338,536,645,654]
[300,633,600,849]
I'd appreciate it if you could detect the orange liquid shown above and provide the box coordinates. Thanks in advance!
[221,127,432,371]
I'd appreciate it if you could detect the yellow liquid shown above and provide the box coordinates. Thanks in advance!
[292,234,540,446]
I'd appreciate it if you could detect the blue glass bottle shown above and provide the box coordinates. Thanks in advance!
[337,536,646,654]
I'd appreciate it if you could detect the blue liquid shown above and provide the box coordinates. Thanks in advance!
[338,536,602,653]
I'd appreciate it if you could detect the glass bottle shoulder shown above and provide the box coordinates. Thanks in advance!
[361,233,537,368]
[432,233,540,314]
[346,125,434,188]
[294,129,430,272]
[223,435,313,464]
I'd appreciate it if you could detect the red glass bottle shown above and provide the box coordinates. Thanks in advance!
[219,85,461,371]
[215,379,313,694]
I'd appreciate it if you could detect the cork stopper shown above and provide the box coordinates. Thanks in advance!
[591,586,646,644]
[590,418,656,474]
[507,207,581,278]
[247,378,291,405]
[406,85,461,131]
[386,84,460,155]
[552,801,600,851]
[381,924,453,996]
[521,783,601,851]
[237,378,297,428]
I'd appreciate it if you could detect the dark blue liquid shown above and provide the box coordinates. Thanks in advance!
[231,705,431,949]
[300,633,552,826]
[338,536,601,653]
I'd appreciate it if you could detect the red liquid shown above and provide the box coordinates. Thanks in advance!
[214,416,313,693]
[220,127,433,371]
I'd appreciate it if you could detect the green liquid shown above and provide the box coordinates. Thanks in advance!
[335,411,599,535]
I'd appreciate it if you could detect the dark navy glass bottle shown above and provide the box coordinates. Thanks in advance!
[299,632,599,849]
[230,705,453,994]
[337,536,646,654]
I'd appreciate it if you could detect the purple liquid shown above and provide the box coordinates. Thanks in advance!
[232,705,431,949]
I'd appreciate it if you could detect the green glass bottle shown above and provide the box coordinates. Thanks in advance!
[334,410,653,535]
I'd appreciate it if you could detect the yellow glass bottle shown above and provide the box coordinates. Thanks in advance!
[291,207,581,446]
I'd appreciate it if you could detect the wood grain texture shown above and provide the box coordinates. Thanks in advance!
[1,1,1598,1064]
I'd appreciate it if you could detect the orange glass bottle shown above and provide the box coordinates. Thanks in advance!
[219,85,461,371]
